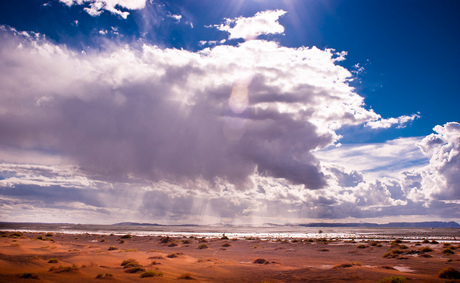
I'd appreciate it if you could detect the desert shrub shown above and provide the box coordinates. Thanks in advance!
[178,273,194,279]
[221,234,229,240]
[422,239,430,243]
[357,244,367,249]
[121,258,140,267]
[124,262,141,269]
[382,249,404,258]
[36,236,53,241]
[9,232,24,238]
[123,249,138,252]
[420,253,432,258]
[378,275,407,283]
[18,273,40,279]
[45,232,54,237]
[222,242,231,247]
[151,260,161,265]
[199,238,208,243]
[140,270,163,278]
[370,241,379,246]
[398,245,408,250]
[420,246,433,252]
[108,246,118,250]
[430,240,439,244]
[333,262,354,268]
[392,239,403,244]
[120,234,132,239]
[438,266,460,279]
[441,247,454,255]
[124,267,145,273]
[198,243,209,249]
[96,273,113,278]
[166,253,178,258]
[447,258,453,262]
[50,264,79,273]
[253,258,267,264]
[48,258,59,263]
[182,239,192,244]
[149,255,164,259]
[168,242,178,247]
[160,236,172,243]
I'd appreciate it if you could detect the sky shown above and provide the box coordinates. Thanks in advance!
[0,0,459,225]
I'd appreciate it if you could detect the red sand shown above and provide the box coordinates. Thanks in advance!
[0,232,459,282]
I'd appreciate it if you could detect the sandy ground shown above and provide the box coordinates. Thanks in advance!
[0,231,459,282]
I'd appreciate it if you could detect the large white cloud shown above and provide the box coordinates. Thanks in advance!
[0,26,386,192]
[405,122,460,202]
[0,9,456,224]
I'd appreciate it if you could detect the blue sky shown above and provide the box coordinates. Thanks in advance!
[0,0,459,224]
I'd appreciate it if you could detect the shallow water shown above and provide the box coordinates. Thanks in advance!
[1,223,459,242]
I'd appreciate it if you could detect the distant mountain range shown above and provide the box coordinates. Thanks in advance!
[114,222,199,227]
[113,221,460,228]
[296,221,460,228]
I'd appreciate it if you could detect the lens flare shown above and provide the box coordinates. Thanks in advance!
[229,76,252,114]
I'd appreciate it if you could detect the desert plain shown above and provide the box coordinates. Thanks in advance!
[0,231,459,282]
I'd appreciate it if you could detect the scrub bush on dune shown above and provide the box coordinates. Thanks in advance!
[18,273,40,279]
[441,247,454,255]
[140,270,163,278]
[125,267,145,273]
[378,275,407,283]
[178,273,194,279]
[438,266,460,279]
[253,258,268,264]
[121,258,140,267]
[198,244,208,249]
[419,246,433,252]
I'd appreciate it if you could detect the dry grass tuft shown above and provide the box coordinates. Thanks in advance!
[140,270,163,278]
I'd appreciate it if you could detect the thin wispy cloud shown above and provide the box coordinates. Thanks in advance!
[59,0,147,18]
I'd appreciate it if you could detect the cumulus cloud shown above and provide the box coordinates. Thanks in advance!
[0,26,387,193]
[214,10,286,40]
[1,10,456,224]
[406,122,460,202]
[59,0,147,19]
